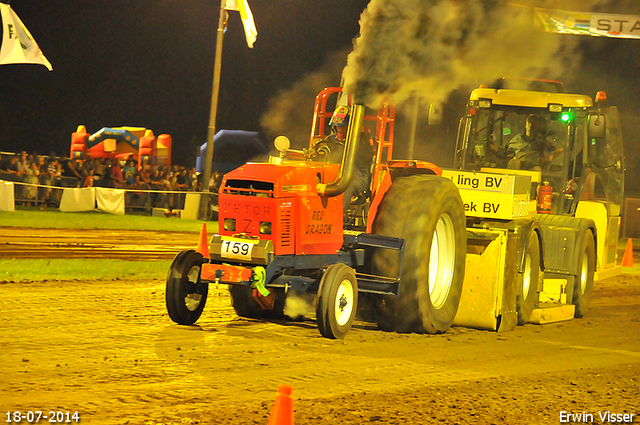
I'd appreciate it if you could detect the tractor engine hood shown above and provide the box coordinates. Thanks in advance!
[220,161,341,198]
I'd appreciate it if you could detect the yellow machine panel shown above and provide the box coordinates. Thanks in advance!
[442,170,532,219]
[442,169,531,194]
[454,228,512,331]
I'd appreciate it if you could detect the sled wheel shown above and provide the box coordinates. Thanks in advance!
[316,264,358,339]
[166,250,208,325]
[516,231,540,325]
[573,230,595,318]
[372,175,466,333]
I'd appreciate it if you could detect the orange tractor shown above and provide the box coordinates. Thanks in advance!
[166,87,467,338]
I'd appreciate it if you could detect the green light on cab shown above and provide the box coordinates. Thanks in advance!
[561,112,571,122]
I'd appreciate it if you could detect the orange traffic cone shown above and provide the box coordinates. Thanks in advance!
[196,222,209,258]
[267,385,294,425]
[622,238,633,268]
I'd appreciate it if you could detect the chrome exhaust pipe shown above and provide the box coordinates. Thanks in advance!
[317,104,365,197]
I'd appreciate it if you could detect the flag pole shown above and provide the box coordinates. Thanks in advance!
[199,0,227,220]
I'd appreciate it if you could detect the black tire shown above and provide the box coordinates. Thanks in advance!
[166,250,208,325]
[229,285,264,318]
[573,230,595,318]
[516,231,540,325]
[372,175,466,334]
[316,263,358,339]
[229,285,287,319]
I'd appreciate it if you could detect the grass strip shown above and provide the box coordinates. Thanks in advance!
[0,259,172,282]
[0,208,216,232]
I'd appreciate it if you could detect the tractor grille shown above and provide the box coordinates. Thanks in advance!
[280,208,291,247]
[223,179,274,197]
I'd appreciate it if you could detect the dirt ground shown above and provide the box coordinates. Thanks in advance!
[1,229,639,425]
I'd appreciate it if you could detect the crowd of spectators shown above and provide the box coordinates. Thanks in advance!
[0,151,219,211]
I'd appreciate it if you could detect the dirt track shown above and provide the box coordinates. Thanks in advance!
[0,227,199,260]
[0,229,639,424]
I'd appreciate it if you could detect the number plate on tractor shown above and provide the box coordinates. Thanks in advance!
[220,237,257,261]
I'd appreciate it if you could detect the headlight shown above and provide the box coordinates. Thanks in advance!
[259,221,272,235]
[548,103,563,113]
[224,218,236,231]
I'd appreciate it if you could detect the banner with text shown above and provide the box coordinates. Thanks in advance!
[535,8,640,39]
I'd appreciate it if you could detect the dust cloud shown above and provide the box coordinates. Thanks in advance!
[284,292,316,320]
[259,0,636,169]
[260,49,350,148]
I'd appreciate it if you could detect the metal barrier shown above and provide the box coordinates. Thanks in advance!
[1,178,218,219]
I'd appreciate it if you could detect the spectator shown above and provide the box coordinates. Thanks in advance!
[15,152,31,202]
[170,165,180,179]
[22,162,39,205]
[174,168,189,209]
[38,157,58,209]
[60,158,83,187]
[0,155,20,177]
[83,168,95,188]
[93,158,105,180]
[149,169,165,207]
[80,157,95,179]
[51,158,63,206]
[123,159,137,187]
[186,168,196,191]
[110,159,125,187]
[208,170,222,192]
[135,163,152,207]
[96,158,115,188]
[17,151,29,176]
[138,165,151,187]
[141,158,152,173]
[159,170,174,208]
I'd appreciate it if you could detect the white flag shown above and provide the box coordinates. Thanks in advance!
[0,4,53,70]
[224,0,258,48]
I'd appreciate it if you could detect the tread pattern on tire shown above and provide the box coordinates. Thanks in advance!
[516,231,540,325]
[573,230,595,318]
[371,175,466,334]
[166,250,208,325]
[316,263,358,339]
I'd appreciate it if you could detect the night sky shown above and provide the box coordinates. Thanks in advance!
[0,0,368,163]
[0,1,638,194]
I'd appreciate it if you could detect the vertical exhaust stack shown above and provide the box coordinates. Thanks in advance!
[318,104,365,197]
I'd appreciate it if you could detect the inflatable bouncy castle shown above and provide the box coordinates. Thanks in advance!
[70,125,172,169]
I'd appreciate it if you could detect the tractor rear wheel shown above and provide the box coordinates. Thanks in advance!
[573,230,595,318]
[372,175,466,333]
[516,231,540,325]
[166,250,208,325]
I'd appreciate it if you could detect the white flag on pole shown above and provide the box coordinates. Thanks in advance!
[0,3,53,70]
[224,0,257,48]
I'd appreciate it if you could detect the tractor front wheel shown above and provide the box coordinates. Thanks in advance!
[316,264,358,339]
[166,250,208,325]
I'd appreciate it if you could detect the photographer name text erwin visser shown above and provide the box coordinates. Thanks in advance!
[560,411,635,423]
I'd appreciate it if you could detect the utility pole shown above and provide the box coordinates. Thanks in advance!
[199,0,227,220]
